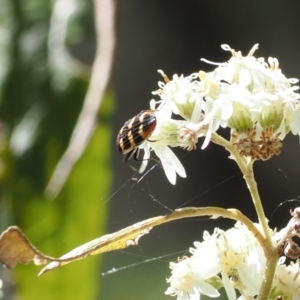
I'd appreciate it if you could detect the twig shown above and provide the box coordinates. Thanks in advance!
[45,0,116,198]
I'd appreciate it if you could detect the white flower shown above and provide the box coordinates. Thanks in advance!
[166,222,274,300]
[153,70,204,122]
[199,44,300,158]
[271,258,300,300]
[139,141,186,185]
[138,101,190,184]
[137,44,300,181]
[214,223,265,300]
[152,44,300,161]
[237,243,266,297]
[166,229,221,300]
[166,220,300,300]
[165,257,220,300]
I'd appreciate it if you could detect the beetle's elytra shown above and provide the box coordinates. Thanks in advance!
[116,110,157,160]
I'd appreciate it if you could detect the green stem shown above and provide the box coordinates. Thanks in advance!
[211,133,279,299]
[257,251,278,300]
[211,133,271,242]
[244,166,272,244]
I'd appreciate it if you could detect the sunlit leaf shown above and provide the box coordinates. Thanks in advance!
[0,206,257,282]
[39,221,156,275]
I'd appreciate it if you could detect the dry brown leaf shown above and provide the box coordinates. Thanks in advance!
[0,226,49,268]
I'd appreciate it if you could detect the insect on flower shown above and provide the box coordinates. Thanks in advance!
[116,110,157,161]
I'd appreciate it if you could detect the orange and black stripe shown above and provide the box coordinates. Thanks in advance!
[116,110,157,160]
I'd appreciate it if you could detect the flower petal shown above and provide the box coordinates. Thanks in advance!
[222,272,236,300]
[154,146,186,184]
[139,144,151,174]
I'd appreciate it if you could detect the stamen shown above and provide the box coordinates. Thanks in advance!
[157,69,170,83]
[221,44,235,56]
[273,57,279,70]
[200,58,222,66]
[247,43,259,57]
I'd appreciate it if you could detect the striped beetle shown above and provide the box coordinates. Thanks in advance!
[116,110,157,161]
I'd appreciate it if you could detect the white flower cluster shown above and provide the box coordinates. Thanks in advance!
[165,222,300,300]
[140,44,300,184]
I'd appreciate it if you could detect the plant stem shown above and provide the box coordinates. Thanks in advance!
[257,251,278,300]
[211,133,271,242]
[244,166,272,243]
[211,133,279,299]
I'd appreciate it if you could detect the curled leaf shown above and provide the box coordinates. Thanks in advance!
[0,226,49,268]
[0,207,260,275]
[38,218,160,275]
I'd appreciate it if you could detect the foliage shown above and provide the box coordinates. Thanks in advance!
[0,0,113,299]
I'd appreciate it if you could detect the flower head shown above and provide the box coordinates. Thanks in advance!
[271,258,300,300]
[165,255,220,300]
[199,44,300,158]
[166,222,276,300]
[131,44,300,182]
[153,70,202,122]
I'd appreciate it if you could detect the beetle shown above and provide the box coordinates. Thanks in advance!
[116,110,157,161]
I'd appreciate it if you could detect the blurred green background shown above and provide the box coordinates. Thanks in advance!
[2,0,300,299]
